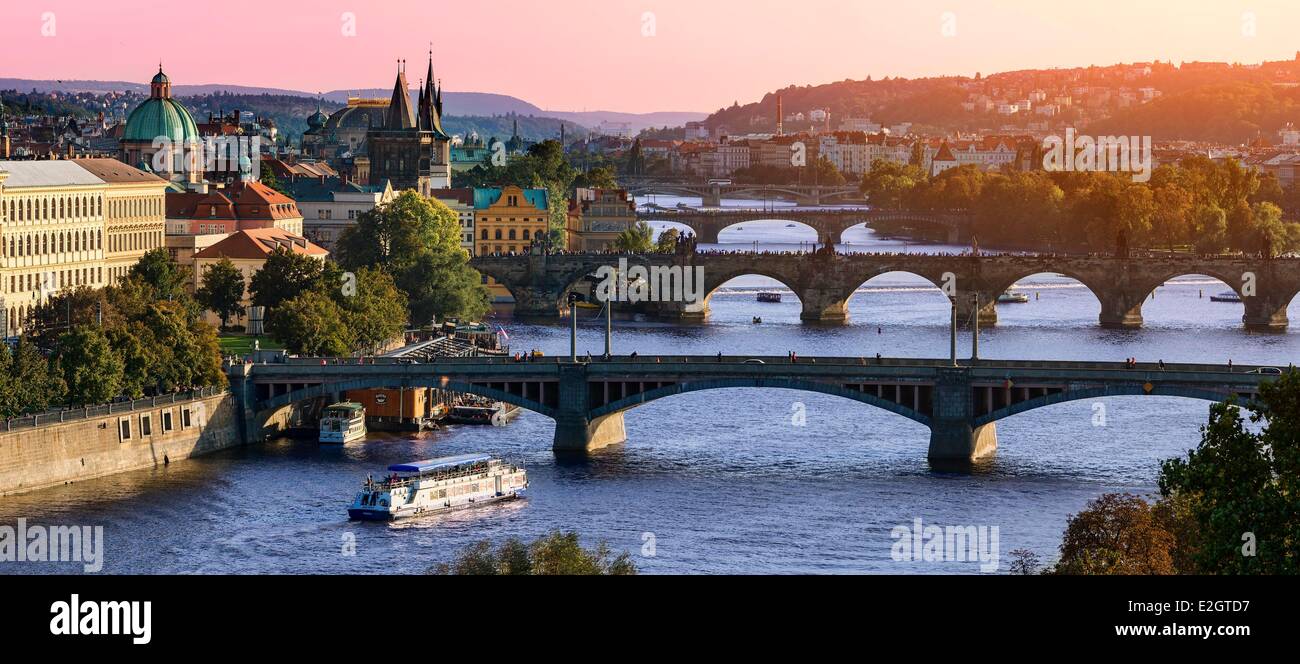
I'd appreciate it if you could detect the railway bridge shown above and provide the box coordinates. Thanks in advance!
[228,356,1276,469]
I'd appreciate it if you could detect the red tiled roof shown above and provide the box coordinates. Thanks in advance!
[191,227,327,261]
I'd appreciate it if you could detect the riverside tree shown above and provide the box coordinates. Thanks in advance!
[335,190,489,325]
[55,325,124,406]
[195,258,246,331]
[430,531,636,576]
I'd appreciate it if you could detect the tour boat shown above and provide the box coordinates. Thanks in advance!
[319,402,367,444]
[1210,290,1242,303]
[447,400,521,425]
[347,454,528,521]
[757,292,782,303]
[997,291,1030,304]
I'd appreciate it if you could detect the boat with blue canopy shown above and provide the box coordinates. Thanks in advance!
[348,454,528,521]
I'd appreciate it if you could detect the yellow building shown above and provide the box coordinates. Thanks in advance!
[72,159,167,285]
[472,185,550,301]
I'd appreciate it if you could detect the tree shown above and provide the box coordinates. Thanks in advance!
[337,267,409,354]
[573,166,618,190]
[1151,183,1194,251]
[860,160,926,210]
[612,221,655,253]
[248,248,325,311]
[1158,371,1300,574]
[1249,201,1295,258]
[336,191,461,273]
[1053,493,1177,575]
[6,338,64,416]
[429,531,636,575]
[195,258,246,331]
[127,248,189,301]
[1192,203,1229,255]
[335,191,486,325]
[55,325,124,406]
[265,290,354,357]
[1007,548,1042,575]
[397,251,491,326]
[655,227,680,253]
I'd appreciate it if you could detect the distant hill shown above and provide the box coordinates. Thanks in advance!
[1086,81,1300,144]
[0,78,705,134]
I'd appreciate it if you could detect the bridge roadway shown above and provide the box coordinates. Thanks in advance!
[470,252,1300,331]
[639,208,972,245]
[622,179,865,208]
[228,355,1275,469]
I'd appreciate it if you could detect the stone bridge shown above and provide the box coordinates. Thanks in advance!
[470,252,1300,330]
[228,356,1276,469]
[623,179,865,207]
[641,208,973,245]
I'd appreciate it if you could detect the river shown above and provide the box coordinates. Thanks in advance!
[3,196,1296,574]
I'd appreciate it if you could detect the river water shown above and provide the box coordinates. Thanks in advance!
[4,197,1297,575]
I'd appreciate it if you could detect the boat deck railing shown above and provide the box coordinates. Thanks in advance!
[366,464,518,491]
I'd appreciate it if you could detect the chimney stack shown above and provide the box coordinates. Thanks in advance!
[776,95,784,137]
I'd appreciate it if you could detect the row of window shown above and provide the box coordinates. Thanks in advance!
[480,228,536,241]
[109,230,164,254]
[7,266,102,296]
[4,229,103,257]
[118,406,196,442]
[4,193,102,223]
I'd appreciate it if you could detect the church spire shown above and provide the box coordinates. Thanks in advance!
[384,60,415,129]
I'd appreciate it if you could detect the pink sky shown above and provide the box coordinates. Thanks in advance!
[3,0,1299,113]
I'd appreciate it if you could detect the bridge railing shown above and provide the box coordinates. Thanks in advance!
[2,386,226,433]
[255,354,1278,377]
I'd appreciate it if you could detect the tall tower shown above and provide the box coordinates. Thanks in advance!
[367,53,451,194]
[776,95,784,137]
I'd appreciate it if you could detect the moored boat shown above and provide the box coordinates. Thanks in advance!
[997,290,1030,304]
[447,400,521,425]
[319,402,366,444]
[757,292,782,303]
[1210,290,1242,303]
[348,454,528,521]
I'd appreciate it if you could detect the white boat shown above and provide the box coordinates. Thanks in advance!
[320,402,366,444]
[1210,290,1242,303]
[348,454,528,521]
[997,290,1030,304]
[757,292,782,303]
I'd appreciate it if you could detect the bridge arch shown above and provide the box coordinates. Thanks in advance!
[253,376,557,432]
[974,385,1259,427]
[587,377,932,426]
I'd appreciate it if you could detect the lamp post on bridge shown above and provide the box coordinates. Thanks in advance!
[568,292,583,362]
[949,296,958,367]
[971,292,980,363]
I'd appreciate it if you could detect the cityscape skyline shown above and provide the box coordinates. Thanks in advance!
[2,0,1300,114]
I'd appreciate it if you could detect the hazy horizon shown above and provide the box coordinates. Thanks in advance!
[2,0,1299,113]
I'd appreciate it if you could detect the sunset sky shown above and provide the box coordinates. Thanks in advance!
[2,0,1299,113]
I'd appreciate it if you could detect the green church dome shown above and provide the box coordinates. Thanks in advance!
[124,97,199,143]
[124,66,199,144]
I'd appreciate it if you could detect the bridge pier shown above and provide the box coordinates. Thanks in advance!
[926,368,997,470]
[955,293,999,327]
[1243,297,1290,332]
[553,411,627,453]
[1099,292,1145,329]
[928,421,999,470]
[798,287,850,325]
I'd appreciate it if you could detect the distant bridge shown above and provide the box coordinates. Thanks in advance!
[470,252,1300,330]
[621,178,865,207]
[640,208,973,245]
[229,356,1276,468]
